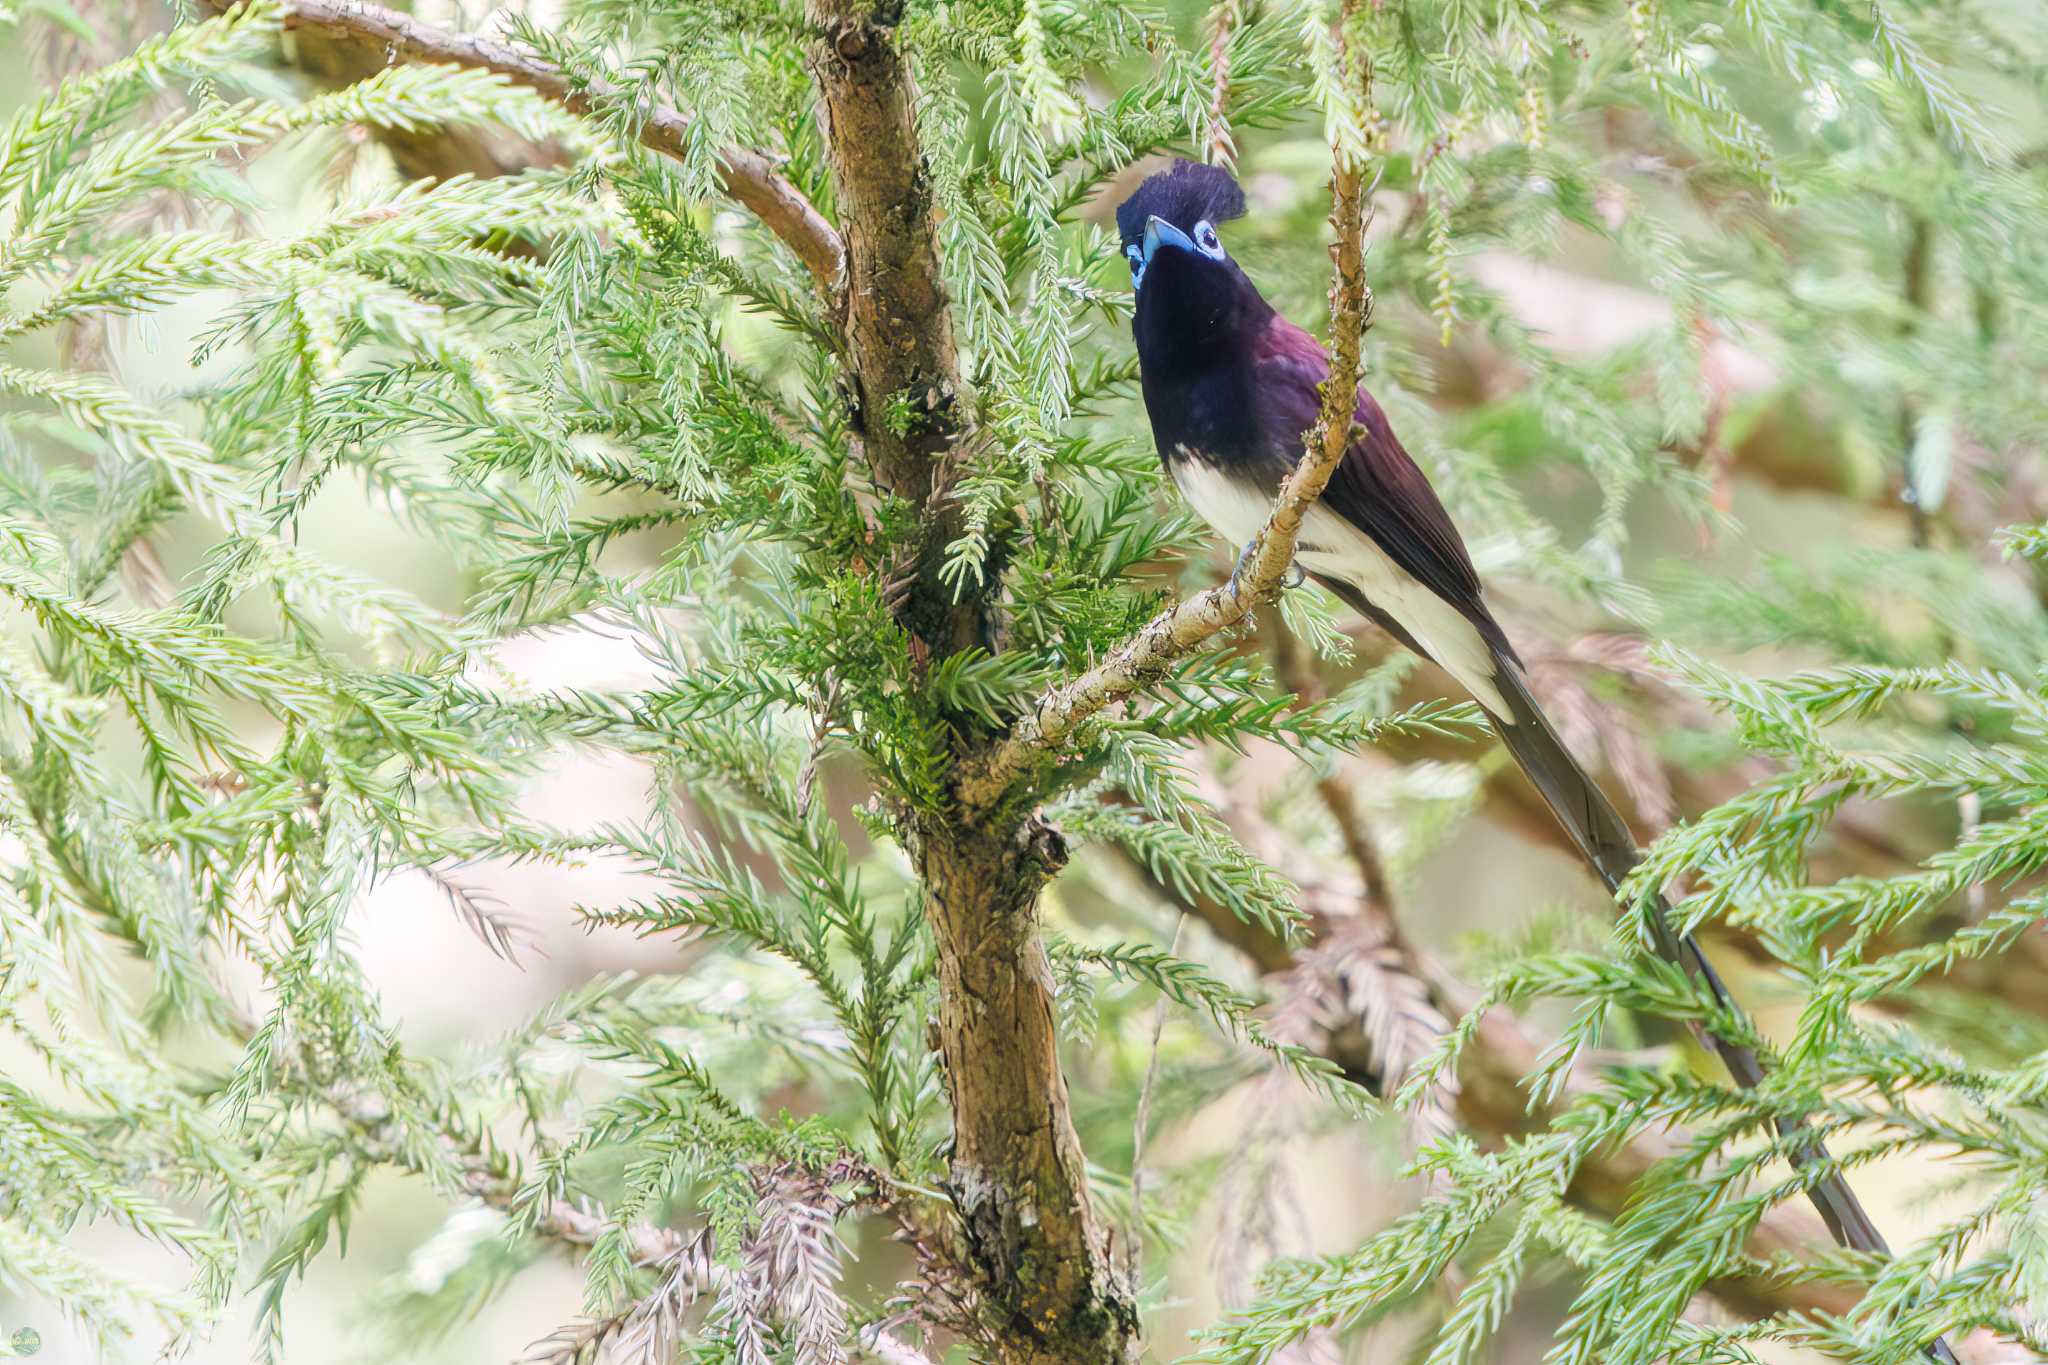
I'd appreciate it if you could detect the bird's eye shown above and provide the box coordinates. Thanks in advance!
[1193,220,1225,259]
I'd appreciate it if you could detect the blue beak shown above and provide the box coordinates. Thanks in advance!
[1142,214,1195,261]
[1132,215,1196,292]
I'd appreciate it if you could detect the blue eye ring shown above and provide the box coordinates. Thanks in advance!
[1193,220,1225,258]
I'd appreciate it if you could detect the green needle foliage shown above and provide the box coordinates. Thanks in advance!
[0,0,2045,1363]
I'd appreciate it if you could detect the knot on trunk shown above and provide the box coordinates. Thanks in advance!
[829,21,871,61]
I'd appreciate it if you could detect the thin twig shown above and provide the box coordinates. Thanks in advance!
[1264,611,1398,916]
[1898,213,1934,548]
[1124,912,1185,1281]
[1205,0,1243,167]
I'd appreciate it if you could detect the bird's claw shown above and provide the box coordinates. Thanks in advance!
[1233,541,1306,590]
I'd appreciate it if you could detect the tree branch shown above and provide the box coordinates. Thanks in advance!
[911,817,1135,1364]
[957,155,1376,813]
[214,0,844,287]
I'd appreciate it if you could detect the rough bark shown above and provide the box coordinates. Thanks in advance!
[911,817,1137,1363]
[804,0,989,657]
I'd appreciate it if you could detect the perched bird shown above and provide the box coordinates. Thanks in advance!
[1116,158,1951,1359]
[1116,158,1627,890]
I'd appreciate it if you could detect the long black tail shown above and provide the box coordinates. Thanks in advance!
[1486,656,1957,1364]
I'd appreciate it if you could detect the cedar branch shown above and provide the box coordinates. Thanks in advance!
[207,0,844,287]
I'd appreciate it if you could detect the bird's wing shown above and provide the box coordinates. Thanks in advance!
[1251,314,1517,666]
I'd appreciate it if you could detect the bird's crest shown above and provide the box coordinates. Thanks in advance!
[1115,160,1246,246]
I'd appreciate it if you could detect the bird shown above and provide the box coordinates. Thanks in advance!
[1117,158,1624,885]
[1116,157,1954,1361]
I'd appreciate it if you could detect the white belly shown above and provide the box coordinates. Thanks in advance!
[1169,457,1507,713]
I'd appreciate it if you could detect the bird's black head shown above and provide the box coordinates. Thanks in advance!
[1115,160,1268,374]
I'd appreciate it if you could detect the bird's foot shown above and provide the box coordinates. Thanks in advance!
[1232,540,1306,590]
